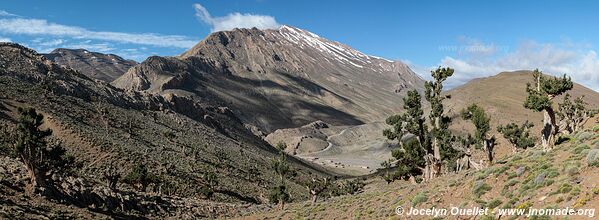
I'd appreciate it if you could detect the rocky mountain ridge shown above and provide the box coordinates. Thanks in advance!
[43,48,137,82]
[113,25,425,132]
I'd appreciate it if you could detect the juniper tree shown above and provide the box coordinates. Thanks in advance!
[390,139,426,182]
[269,142,291,210]
[200,170,219,198]
[384,67,458,181]
[497,121,535,152]
[384,90,429,151]
[305,177,329,204]
[557,94,598,134]
[123,164,159,192]
[461,104,496,163]
[379,159,398,184]
[523,70,573,151]
[424,67,457,178]
[268,184,290,210]
[14,107,75,192]
[384,90,430,181]
[271,143,290,183]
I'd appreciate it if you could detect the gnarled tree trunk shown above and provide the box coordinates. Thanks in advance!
[541,107,557,151]
[25,163,46,194]
[483,138,495,164]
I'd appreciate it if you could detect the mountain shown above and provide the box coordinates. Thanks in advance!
[113,25,424,132]
[43,48,137,82]
[0,43,330,217]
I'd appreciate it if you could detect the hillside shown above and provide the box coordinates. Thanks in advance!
[447,70,599,129]
[264,70,599,176]
[0,43,331,218]
[43,48,137,82]
[247,128,599,219]
[447,70,599,156]
[113,25,424,132]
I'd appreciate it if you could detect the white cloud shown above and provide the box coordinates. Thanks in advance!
[0,18,197,48]
[35,38,66,47]
[64,41,115,53]
[422,39,599,91]
[0,10,18,17]
[0,37,10,42]
[193,3,280,32]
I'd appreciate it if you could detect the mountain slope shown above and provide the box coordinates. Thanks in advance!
[446,70,599,134]
[0,43,330,210]
[43,48,137,82]
[113,25,425,132]
[247,128,599,219]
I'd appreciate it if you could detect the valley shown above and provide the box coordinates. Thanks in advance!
[0,19,598,220]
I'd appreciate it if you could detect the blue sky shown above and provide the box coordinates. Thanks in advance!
[1,0,598,90]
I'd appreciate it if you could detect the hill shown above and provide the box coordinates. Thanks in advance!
[43,48,137,82]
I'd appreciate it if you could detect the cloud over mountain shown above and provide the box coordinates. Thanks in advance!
[0,18,197,48]
[193,3,280,32]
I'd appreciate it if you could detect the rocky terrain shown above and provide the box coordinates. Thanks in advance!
[43,48,137,82]
[248,127,599,219]
[0,42,332,218]
[113,25,424,133]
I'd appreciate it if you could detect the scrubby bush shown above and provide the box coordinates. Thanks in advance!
[566,166,578,176]
[587,149,599,167]
[487,199,503,209]
[572,144,590,154]
[328,178,366,196]
[199,171,218,198]
[576,132,593,142]
[473,181,492,197]
[123,164,159,192]
[557,183,573,194]
[411,192,428,206]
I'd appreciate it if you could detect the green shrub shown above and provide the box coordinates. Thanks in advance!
[593,125,599,132]
[565,165,579,176]
[570,186,581,196]
[268,184,290,205]
[506,179,519,187]
[557,183,573,194]
[493,166,510,177]
[573,144,590,154]
[487,199,503,209]
[123,164,160,192]
[473,181,492,197]
[475,199,487,207]
[587,149,599,167]
[412,192,428,206]
[577,132,593,142]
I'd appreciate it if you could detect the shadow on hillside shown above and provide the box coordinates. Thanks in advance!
[0,101,16,123]
[203,71,364,131]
